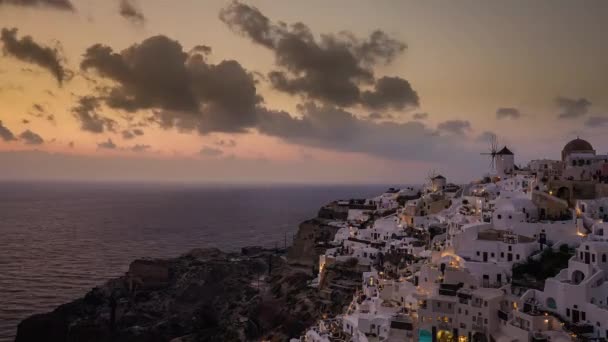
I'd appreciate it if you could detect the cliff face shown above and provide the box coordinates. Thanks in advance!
[16,208,357,342]
[15,247,359,342]
[287,219,342,267]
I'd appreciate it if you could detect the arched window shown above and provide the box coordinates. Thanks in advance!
[546,297,557,309]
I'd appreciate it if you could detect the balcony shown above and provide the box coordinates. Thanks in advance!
[570,323,594,335]
[437,321,452,330]
[472,323,486,333]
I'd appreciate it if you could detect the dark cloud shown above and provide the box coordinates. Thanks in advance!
[19,129,44,145]
[119,0,145,24]
[121,128,143,139]
[0,120,16,141]
[220,2,415,109]
[496,107,521,120]
[476,130,496,143]
[122,130,135,139]
[367,112,393,121]
[97,138,117,149]
[130,144,150,152]
[556,96,591,119]
[71,96,117,133]
[214,139,236,147]
[0,28,67,84]
[200,146,223,157]
[437,120,471,136]
[81,35,261,134]
[0,0,74,11]
[413,112,428,120]
[191,45,212,55]
[257,103,471,161]
[585,115,608,127]
[32,103,44,112]
[361,76,419,110]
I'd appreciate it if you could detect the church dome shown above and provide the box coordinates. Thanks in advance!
[562,138,594,160]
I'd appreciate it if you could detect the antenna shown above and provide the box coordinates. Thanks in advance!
[480,133,498,171]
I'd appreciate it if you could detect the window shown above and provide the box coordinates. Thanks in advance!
[508,246,512,251]
[592,254,596,263]
[476,251,480,256]
[516,254,520,260]
[546,297,557,309]
[501,252,504,258]
[603,254,607,263]
[491,253,495,257]
[497,214,502,219]
[566,308,570,317]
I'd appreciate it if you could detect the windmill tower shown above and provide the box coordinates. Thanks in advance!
[495,146,515,178]
[426,169,446,192]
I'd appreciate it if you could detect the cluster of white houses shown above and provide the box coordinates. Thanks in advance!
[299,138,608,342]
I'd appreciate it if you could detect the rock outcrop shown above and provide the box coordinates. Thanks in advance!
[287,219,342,267]
[15,246,360,342]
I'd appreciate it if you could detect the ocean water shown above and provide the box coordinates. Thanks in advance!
[0,181,388,341]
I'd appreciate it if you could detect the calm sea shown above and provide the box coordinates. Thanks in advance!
[0,181,389,341]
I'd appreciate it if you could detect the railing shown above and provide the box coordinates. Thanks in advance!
[437,321,452,330]
[472,323,486,333]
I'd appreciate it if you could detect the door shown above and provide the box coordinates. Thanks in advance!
[572,310,580,323]
[483,252,488,262]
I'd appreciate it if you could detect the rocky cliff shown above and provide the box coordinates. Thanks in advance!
[287,219,342,267]
[15,245,360,342]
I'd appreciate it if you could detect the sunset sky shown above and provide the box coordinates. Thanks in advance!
[0,0,607,183]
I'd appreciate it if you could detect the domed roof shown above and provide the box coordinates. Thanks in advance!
[562,138,594,160]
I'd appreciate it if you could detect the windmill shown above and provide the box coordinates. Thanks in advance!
[426,169,438,186]
[426,169,441,192]
[480,133,499,171]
